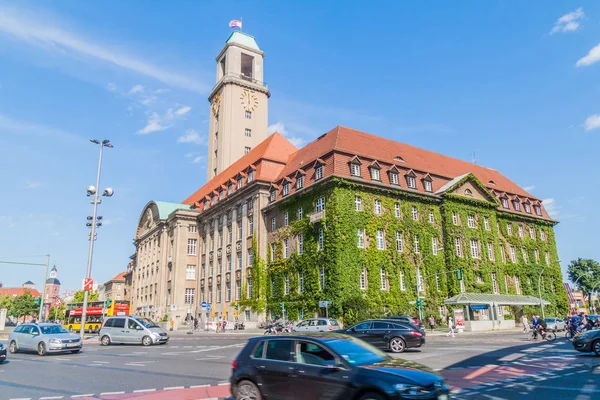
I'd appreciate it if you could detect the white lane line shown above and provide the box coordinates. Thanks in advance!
[71,395,94,398]
[9,398,32,400]
[160,352,180,355]
[133,389,156,393]
[164,386,185,390]
[91,361,109,364]
[100,392,125,396]
[183,345,193,348]
[218,382,229,386]
[40,397,64,400]
[190,384,210,388]
[125,363,146,366]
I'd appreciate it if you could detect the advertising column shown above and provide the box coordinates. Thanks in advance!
[453,308,465,333]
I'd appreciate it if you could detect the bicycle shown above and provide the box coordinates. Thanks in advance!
[529,327,556,342]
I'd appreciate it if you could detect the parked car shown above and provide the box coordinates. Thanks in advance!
[293,318,341,333]
[386,315,425,331]
[8,323,81,356]
[572,329,600,356]
[337,319,425,353]
[545,317,566,332]
[230,334,449,400]
[0,342,6,363]
[99,315,168,346]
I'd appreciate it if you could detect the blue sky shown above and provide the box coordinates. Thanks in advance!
[0,1,599,293]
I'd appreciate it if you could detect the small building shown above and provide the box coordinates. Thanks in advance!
[44,266,61,305]
[102,272,126,302]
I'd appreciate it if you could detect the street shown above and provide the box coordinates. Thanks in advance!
[0,331,598,400]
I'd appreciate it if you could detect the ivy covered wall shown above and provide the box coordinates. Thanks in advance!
[261,177,568,325]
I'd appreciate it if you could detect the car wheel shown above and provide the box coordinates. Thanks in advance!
[389,337,406,353]
[358,392,386,400]
[9,341,18,354]
[101,335,111,346]
[71,350,81,354]
[235,379,262,400]
[593,340,600,357]
[37,342,47,356]
[142,336,153,346]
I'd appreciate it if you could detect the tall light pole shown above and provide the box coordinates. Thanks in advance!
[414,250,443,321]
[80,139,114,340]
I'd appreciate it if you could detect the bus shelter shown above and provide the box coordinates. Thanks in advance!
[444,293,550,331]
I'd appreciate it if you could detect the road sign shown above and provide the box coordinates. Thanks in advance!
[319,301,332,308]
[170,304,177,311]
[206,304,212,311]
[201,301,208,310]
[54,297,62,306]
[83,278,94,291]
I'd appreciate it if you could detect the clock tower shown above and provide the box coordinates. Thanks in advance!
[207,32,270,179]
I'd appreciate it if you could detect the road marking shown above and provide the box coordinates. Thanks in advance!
[164,386,185,390]
[91,361,109,364]
[71,395,94,398]
[40,397,64,400]
[100,392,124,396]
[133,389,156,393]
[218,382,229,386]
[160,352,180,355]
[190,384,210,388]
[9,398,32,400]
[125,363,147,366]
[183,345,193,348]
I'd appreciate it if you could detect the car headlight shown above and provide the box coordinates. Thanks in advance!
[394,383,434,398]
[151,332,160,338]
[49,339,62,345]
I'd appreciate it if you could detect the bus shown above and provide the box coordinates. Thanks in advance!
[64,300,131,333]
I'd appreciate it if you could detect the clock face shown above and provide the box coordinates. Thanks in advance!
[240,90,258,111]
[211,95,221,117]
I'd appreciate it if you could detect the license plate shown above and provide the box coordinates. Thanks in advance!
[67,343,77,347]
[438,395,448,400]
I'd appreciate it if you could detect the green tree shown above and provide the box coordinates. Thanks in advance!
[567,258,600,306]
[72,290,99,303]
[0,294,13,311]
[48,305,66,322]
[9,291,38,320]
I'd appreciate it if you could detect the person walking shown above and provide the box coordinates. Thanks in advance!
[428,315,435,333]
[446,316,455,338]
[522,314,529,333]
[194,317,199,331]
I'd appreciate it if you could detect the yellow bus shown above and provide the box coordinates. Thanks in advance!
[64,300,131,333]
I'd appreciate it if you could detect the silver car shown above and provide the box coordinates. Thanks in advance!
[99,316,168,346]
[293,318,341,332]
[8,323,81,356]
[545,317,566,331]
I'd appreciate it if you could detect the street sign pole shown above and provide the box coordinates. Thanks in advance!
[325,302,328,319]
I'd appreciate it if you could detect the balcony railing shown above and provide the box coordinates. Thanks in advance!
[309,209,326,223]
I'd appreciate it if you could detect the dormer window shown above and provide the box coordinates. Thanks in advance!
[370,167,380,181]
[237,177,244,189]
[390,172,399,185]
[247,170,254,182]
[228,184,234,195]
[211,196,217,205]
[204,200,210,209]
[534,205,542,216]
[513,200,521,211]
[524,202,531,214]
[296,176,304,189]
[350,163,361,177]
[315,165,323,180]
[269,191,276,203]
[283,183,290,196]
[424,180,433,193]
[406,172,417,189]
[219,190,225,200]
[501,197,509,209]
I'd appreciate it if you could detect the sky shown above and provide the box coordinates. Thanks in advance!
[0,1,599,293]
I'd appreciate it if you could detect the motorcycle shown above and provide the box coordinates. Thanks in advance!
[264,324,279,335]
[234,321,245,330]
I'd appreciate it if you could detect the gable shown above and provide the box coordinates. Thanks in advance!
[451,180,493,202]
[437,173,498,204]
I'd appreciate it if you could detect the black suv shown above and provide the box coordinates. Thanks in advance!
[230,334,449,400]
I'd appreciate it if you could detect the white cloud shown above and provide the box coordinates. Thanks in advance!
[193,156,204,164]
[551,8,584,34]
[0,114,84,144]
[106,82,117,92]
[129,84,144,94]
[0,7,208,92]
[137,112,168,134]
[523,185,536,192]
[542,198,560,218]
[184,152,205,164]
[177,129,206,145]
[582,114,600,130]
[576,43,600,67]
[175,106,192,116]
[22,182,42,189]
[268,122,307,148]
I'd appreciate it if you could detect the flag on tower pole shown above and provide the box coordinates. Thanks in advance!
[229,19,242,30]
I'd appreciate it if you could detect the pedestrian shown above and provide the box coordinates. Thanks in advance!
[428,315,435,333]
[522,314,529,333]
[222,319,227,332]
[194,317,199,331]
[216,319,221,333]
[446,316,455,338]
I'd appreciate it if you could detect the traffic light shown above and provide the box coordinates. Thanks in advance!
[280,302,285,310]
[235,303,240,311]
[105,299,112,308]
[416,299,424,308]
[457,268,463,281]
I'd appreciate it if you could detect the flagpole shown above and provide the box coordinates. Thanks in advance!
[240,17,243,32]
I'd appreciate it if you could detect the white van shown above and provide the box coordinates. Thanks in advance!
[99,316,168,346]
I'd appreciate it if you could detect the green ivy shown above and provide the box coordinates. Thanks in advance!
[264,177,569,322]
[239,237,267,313]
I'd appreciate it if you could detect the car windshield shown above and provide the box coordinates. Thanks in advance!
[326,337,388,366]
[40,325,69,335]
[135,317,158,328]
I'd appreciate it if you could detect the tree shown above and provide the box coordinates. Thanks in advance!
[48,305,66,322]
[0,294,13,311]
[9,291,38,320]
[567,258,600,306]
[72,290,99,303]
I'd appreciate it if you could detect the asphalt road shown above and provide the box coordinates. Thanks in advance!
[0,331,598,400]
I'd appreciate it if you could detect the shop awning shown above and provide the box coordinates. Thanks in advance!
[444,293,550,306]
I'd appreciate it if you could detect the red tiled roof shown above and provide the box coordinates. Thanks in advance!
[108,272,126,282]
[274,126,551,219]
[183,133,297,206]
[0,288,42,298]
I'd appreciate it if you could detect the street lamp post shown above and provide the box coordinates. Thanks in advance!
[414,250,443,321]
[80,139,113,341]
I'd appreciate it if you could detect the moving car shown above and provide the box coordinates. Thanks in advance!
[293,318,341,332]
[0,342,6,363]
[8,323,81,356]
[572,329,600,356]
[230,334,449,400]
[339,320,425,353]
[99,315,168,346]
[545,317,566,332]
[386,316,425,331]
